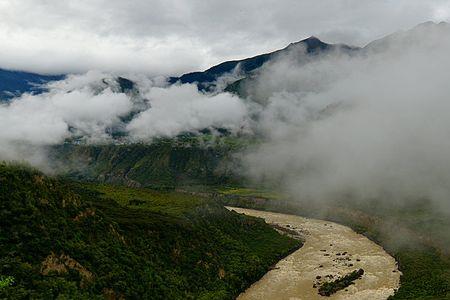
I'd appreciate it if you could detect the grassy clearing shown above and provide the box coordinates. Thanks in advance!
[85,183,205,217]
[218,187,285,200]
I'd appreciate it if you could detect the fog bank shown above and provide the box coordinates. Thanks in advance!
[243,22,450,213]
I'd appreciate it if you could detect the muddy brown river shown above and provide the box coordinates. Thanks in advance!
[227,207,401,300]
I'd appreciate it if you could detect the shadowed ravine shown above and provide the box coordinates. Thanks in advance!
[227,207,401,300]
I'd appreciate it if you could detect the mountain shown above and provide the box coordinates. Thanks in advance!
[0,37,351,102]
[2,22,448,102]
[170,22,450,97]
[0,68,64,101]
[169,37,358,92]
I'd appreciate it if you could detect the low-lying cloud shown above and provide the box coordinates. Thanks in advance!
[127,84,248,139]
[0,71,250,168]
[243,22,450,213]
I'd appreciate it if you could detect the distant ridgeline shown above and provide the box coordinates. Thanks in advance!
[169,22,450,96]
[2,22,447,102]
[169,36,357,94]
[0,68,64,101]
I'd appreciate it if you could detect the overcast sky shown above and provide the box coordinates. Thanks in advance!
[0,0,449,76]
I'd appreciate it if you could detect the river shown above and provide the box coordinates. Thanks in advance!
[227,207,401,300]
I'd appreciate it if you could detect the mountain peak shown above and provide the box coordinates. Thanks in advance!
[415,20,449,28]
[286,36,330,54]
[306,35,321,41]
[289,36,323,46]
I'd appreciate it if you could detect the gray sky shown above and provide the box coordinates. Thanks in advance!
[0,0,449,75]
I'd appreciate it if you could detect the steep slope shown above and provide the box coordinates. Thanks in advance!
[0,68,64,101]
[0,164,300,299]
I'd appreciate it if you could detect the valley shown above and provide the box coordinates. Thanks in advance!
[45,138,450,299]
[0,13,449,300]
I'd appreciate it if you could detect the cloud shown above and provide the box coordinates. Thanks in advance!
[0,71,250,167]
[127,84,249,139]
[0,0,449,75]
[242,23,450,213]
[0,71,134,166]
[1,72,127,142]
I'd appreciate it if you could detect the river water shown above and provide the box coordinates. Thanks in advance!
[227,207,401,300]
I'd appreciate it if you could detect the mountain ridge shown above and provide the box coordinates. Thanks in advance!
[168,36,354,91]
[0,68,64,101]
[169,22,449,94]
[1,21,448,102]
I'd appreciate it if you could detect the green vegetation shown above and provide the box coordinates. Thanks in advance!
[51,138,245,189]
[391,249,450,299]
[85,183,205,216]
[0,163,300,299]
[218,187,284,200]
[318,269,364,296]
[0,276,15,289]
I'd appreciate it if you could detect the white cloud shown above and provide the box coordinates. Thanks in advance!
[0,72,133,166]
[0,72,250,167]
[127,84,249,139]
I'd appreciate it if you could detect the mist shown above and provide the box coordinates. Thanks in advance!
[242,22,450,214]
[127,84,248,139]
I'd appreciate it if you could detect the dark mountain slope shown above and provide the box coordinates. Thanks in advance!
[169,37,357,91]
[0,68,64,101]
[0,163,300,299]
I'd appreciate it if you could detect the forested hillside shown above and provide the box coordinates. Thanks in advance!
[0,164,300,299]
[51,137,244,189]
